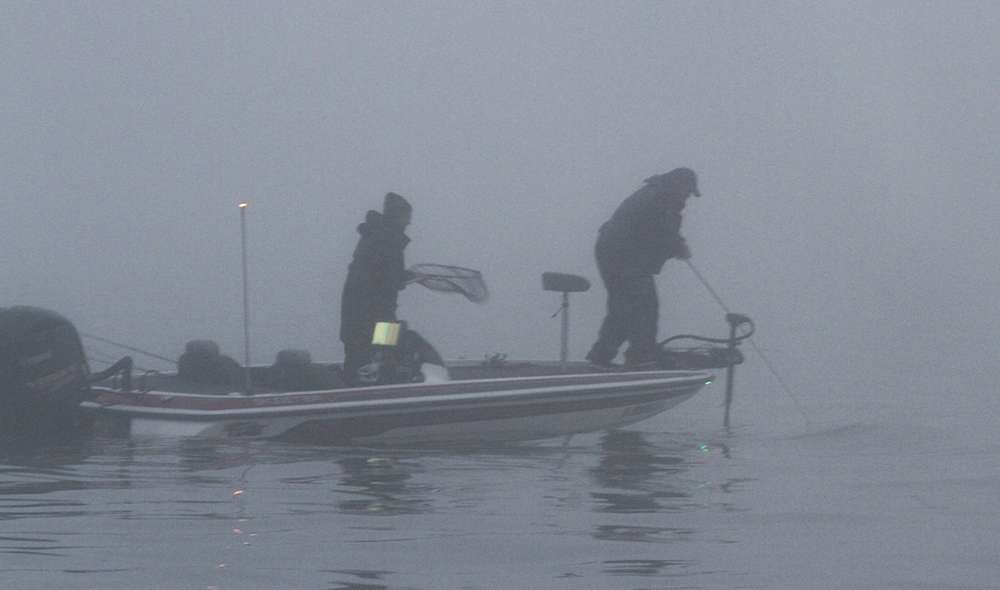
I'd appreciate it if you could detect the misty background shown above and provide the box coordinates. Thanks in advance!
[3,2,998,400]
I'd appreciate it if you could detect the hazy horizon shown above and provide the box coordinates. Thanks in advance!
[4,2,998,392]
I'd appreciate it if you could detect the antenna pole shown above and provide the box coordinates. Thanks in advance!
[559,292,569,371]
[239,202,252,394]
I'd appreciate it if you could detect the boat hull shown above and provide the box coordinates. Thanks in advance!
[83,369,712,445]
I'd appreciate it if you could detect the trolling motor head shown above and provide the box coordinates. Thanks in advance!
[726,313,752,329]
[657,312,754,369]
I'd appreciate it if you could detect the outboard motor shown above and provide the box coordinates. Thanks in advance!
[0,306,92,438]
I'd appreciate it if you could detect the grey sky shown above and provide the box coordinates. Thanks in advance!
[3,2,998,381]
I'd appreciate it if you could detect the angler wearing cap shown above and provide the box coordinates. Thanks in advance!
[586,167,702,369]
[340,192,413,385]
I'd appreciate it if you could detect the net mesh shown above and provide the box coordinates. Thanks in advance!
[407,264,489,303]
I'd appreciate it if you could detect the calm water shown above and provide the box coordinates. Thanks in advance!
[2,360,998,590]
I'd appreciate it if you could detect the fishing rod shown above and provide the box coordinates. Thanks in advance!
[683,259,811,427]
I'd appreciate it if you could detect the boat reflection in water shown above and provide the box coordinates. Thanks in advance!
[334,453,434,516]
[586,429,752,582]
[590,430,691,514]
[589,430,702,579]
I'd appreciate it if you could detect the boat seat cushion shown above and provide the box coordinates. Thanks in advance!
[177,340,242,385]
[542,272,591,293]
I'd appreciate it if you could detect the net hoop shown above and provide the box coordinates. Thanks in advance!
[407,264,488,303]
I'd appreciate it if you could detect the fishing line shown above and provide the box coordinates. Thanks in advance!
[684,259,732,315]
[85,347,122,366]
[80,332,177,365]
[85,345,159,374]
[683,259,812,425]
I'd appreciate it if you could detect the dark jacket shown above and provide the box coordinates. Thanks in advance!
[596,175,689,275]
[340,210,410,342]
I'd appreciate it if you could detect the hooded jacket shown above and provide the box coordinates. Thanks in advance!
[595,174,690,275]
[340,210,410,342]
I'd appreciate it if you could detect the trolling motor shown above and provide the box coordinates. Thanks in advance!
[657,312,754,369]
[658,312,754,427]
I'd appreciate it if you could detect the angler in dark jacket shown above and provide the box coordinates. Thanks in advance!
[586,168,701,368]
[340,192,412,385]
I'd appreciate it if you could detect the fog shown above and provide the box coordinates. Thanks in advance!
[3,2,998,391]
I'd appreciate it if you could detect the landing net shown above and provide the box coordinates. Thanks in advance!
[407,264,489,303]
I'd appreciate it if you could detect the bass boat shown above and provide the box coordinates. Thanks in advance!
[1,273,751,445]
[81,362,714,445]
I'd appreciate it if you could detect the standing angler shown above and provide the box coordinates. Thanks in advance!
[585,167,701,369]
[340,192,413,385]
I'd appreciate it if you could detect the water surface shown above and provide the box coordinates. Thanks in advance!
[3,362,998,590]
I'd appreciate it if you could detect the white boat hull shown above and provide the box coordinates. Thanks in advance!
[84,368,713,445]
